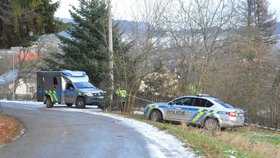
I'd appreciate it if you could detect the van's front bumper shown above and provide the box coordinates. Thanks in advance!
[84,95,105,105]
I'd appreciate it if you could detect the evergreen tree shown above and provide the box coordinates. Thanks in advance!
[44,0,131,86]
[0,0,61,49]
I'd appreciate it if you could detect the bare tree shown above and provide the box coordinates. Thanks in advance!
[166,0,237,94]
[115,0,172,112]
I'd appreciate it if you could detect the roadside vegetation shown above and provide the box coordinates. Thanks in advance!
[118,113,280,158]
[0,114,22,145]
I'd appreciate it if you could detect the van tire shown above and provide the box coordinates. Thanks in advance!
[76,97,86,109]
[66,103,73,107]
[204,118,219,131]
[46,96,54,108]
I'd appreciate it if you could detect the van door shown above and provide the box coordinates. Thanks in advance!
[37,73,44,102]
[52,76,61,103]
[64,82,75,104]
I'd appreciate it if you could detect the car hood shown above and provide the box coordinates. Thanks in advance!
[79,88,105,94]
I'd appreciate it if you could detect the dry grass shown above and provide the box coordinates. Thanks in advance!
[217,132,280,158]
[179,124,280,158]
[114,113,278,157]
[0,114,23,144]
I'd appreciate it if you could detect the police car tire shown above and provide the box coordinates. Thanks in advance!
[46,96,53,108]
[76,97,86,109]
[66,103,73,107]
[204,118,219,131]
[150,110,162,122]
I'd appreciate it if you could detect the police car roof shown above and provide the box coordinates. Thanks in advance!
[178,95,218,101]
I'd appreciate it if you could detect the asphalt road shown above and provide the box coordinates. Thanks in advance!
[0,102,151,158]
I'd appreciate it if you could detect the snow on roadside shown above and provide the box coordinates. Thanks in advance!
[1,100,198,158]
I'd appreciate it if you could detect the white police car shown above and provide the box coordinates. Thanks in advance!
[144,94,245,130]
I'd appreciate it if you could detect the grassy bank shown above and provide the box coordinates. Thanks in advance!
[117,113,280,158]
[0,114,22,145]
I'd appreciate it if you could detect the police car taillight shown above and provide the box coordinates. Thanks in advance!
[228,112,236,117]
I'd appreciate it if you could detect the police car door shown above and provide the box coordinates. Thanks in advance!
[166,97,189,122]
[188,98,209,125]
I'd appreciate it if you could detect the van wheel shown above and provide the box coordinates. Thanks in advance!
[46,96,54,108]
[204,118,219,131]
[76,97,86,109]
[66,103,72,107]
[149,110,162,122]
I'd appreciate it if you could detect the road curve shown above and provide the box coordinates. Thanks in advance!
[0,102,151,158]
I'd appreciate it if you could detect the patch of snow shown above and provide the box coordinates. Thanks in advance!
[0,100,45,107]
[133,111,144,115]
[1,100,198,158]
[249,132,280,138]
[224,148,237,158]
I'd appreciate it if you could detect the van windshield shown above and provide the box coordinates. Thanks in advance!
[74,82,96,89]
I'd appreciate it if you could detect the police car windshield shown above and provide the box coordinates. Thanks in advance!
[74,82,96,89]
[214,99,234,108]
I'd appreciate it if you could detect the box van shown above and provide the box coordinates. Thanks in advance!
[37,70,105,109]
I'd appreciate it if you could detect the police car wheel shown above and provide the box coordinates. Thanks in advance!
[46,97,53,108]
[204,118,219,131]
[66,103,72,107]
[150,110,162,122]
[76,97,86,109]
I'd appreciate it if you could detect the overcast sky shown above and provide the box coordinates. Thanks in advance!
[54,0,280,21]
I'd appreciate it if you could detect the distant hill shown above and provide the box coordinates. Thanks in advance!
[57,18,147,35]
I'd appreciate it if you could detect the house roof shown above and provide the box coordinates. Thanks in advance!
[15,52,39,61]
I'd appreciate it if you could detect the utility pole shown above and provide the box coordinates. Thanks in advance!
[12,51,15,100]
[108,0,114,110]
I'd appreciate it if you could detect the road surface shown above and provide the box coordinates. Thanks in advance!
[0,102,151,158]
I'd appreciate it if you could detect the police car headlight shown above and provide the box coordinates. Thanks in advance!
[85,93,93,97]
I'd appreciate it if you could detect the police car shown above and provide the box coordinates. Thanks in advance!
[144,94,245,130]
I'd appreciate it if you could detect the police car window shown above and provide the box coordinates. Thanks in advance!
[53,77,58,85]
[173,98,183,105]
[182,98,194,106]
[205,101,213,107]
[192,98,208,107]
[173,98,193,106]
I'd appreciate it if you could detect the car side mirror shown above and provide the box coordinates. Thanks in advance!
[168,102,173,106]
[69,87,74,91]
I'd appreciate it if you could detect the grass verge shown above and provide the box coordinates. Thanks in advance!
[0,114,23,145]
[115,113,279,158]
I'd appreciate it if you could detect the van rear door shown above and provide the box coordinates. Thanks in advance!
[37,72,44,102]
[52,76,62,103]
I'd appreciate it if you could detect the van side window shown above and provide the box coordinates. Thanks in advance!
[53,77,58,85]
[66,83,74,90]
